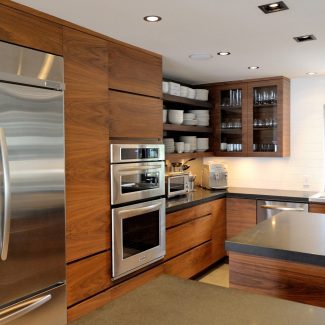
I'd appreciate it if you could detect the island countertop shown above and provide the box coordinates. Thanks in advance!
[225,210,325,267]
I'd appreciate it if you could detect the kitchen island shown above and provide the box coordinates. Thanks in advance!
[226,211,325,307]
[72,275,325,325]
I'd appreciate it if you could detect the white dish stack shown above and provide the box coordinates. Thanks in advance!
[183,113,197,126]
[168,109,183,125]
[167,82,181,96]
[163,138,175,153]
[162,81,209,101]
[189,110,209,126]
[180,136,197,152]
[197,138,209,152]
[195,89,209,101]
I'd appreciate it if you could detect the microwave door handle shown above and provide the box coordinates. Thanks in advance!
[119,203,162,219]
[0,294,51,324]
[120,165,162,172]
[260,205,305,211]
[0,128,11,261]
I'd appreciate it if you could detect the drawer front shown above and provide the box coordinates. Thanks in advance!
[164,241,213,279]
[309,203,325,214]
[166,214,212,260]
[67,252,112,306]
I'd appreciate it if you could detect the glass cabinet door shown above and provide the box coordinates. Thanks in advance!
[216,84,247,155]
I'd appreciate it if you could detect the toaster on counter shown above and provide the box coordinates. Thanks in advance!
[202,162,228,189]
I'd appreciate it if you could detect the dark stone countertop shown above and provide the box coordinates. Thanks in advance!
[225,210,325,267]
[166,187,315,213]
[73,275,325,325]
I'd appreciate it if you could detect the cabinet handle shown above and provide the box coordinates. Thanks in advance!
[260,205,304,211]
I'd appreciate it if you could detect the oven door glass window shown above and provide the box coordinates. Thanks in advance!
[121,172,160,194]
[169,177,185,193]
[121,148,159,161]
[122,211,160,259]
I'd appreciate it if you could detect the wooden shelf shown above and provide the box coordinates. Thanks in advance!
[253,127,277,131]
[163,94,212,109]
[163,124,212,133]
[166,151,213,160]
[220,128,242,134]
[253,104,277,108]
[220,106,242,113]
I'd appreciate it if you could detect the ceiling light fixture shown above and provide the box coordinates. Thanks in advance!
[217,52,231,56]
[258,1,289,14]
[293,34,317,43]
[248,66,260,70]
[189,53,213,60]
[143,15,162,22]
[306,72,317,75]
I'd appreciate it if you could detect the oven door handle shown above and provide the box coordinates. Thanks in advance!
[120,165,163,172]
[119,203,162,219]
[260,205,305,211]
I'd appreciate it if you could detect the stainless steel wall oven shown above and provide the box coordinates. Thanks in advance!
[110,144,166,280]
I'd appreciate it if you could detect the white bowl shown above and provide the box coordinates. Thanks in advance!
[162,82,169,94]
[163,109,167,123]
[180,86,189,97]
[183,119,198,126]
[195,89,209,101]
[187,88,196,99]
[168,110,183,124]
[183,113,196,120]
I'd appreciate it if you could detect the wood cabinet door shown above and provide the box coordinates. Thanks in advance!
[64,27,110,262]
[0,4,62,55]
[108,41,162,98]
[309,203,325,213]
[247,77,290,157]
[109,90,163,140]
[226,198,256,239]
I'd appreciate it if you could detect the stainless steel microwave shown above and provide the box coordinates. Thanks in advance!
[166,173,190,198]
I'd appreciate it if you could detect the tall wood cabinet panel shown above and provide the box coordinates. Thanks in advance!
[108,41,162,98]
[0,4,62,55]
[64,27,110,262]
[226,198,256,239]
[109,90,163,139]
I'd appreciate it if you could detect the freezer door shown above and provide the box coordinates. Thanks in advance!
[0,82,65,306]
[0,284,66,325]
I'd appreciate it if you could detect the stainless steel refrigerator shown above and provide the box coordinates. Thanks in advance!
[0,42,66,324]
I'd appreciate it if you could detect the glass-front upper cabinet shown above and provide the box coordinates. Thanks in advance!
[214,83,248,156]
[247,78,290,157]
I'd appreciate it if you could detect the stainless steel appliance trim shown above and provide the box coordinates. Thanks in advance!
[111,161,165,205]
[0,295,51,325]
[112,198,166,279]
[260,205,305,211]
[0,128,11,261]
[166,174,190,198]
[118,202,162,219]
[110,143,165,163]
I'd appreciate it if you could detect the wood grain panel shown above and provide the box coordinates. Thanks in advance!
[109,90,162,139]
[64,27,110,262]
[68,265,164,321]
[0,4,62,54]
[166,214,212,260]
[226,198,256,239]
[67,252,112,306]
[108,41,162,98]
[164,241,214,279]
[308,203,325,214]
[229,252,325,308]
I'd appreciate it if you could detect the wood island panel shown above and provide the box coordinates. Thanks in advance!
[226,198,256,239]
[109,90,163,139]
[229,252,325,308]
[0,4,62,54]
[108,41,162,98]
[64,27,110,262]
[309,203,325,214]
[67,252,112,307]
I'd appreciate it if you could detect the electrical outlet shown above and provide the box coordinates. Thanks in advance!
[303,175,310,189]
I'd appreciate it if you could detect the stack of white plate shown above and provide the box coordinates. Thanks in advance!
[183,113,197,126]
[163,138,175,153]
[168,109,183,125]
[187,88,196,99]
[180,86,189,97]
[195,89,209,101]
[180,136,197,152]
[189,110,209,126]
[168,82,181,96]
[197,138,209,152]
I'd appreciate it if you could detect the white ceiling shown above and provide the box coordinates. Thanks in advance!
[15,0,325,84]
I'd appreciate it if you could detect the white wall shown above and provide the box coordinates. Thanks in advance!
[204,77,325,191]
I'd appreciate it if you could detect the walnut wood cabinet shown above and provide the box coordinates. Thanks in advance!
[0,4,62,55]
[309,203,325,213]
[226,198,256,239]
[210,77,290,157]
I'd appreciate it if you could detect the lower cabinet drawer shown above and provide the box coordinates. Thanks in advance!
[165,214,212,260]
[164,241,213,279]
[67,251,112,306]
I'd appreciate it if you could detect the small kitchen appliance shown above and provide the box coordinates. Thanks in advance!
[202,162,228,189]
[165,172,190,198]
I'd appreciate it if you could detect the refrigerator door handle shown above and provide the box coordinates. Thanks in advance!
[0,294,52,324]
[0,128,11,261]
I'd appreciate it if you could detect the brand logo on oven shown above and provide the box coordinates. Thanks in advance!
[139,256,147,261]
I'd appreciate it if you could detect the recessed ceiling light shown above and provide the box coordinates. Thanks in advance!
[189,53,213,60]
[306,72,317,75]
[217,52,231,56]
[143,15,162,22]
[258,1,289,14]
[248,66,260,70]
[293,34,317,43]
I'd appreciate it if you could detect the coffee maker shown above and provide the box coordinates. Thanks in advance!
[202,162,228,189]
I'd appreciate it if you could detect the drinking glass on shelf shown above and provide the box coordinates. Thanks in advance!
[269,89,277,104]
[253,119,258,127]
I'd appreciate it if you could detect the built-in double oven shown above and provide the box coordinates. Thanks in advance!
[110,144,165,280]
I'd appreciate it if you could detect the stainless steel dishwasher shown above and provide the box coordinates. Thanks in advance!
[257,200,308,223]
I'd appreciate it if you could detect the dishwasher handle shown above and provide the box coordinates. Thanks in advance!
[260,205,305,211]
